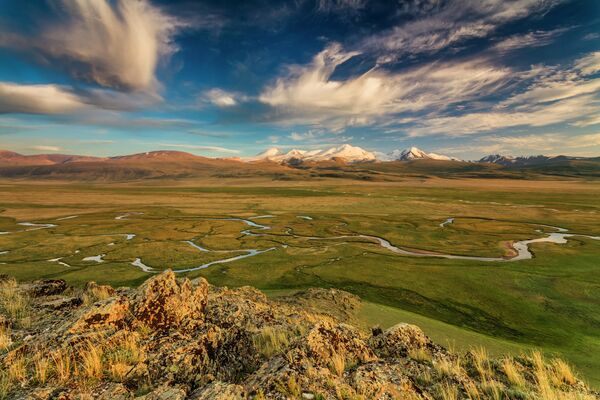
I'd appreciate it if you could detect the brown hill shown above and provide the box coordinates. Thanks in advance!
[0,271,596,399]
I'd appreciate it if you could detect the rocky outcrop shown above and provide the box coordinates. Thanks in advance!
[1,271,598,400]
[132,271,208,331]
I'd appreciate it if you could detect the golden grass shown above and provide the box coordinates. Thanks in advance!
[109,361,130,382]
[51,349,72,384]
[502,357,525,387]
[0,279,30,327]
[463,379,481,400]
[434,357,463,378]
[438,382,458,400]
[471,347,491,379]
[33,354,50,385]
[252,326,291,358]
[408,347,432,363]
[275,375,301,398]
[0,372,10,400]
[80,342,104,380]
[329,352,346,377]
[0,327,11,352]
[82,285,113,306]
[7,354,26,384]
[551,359,577,386]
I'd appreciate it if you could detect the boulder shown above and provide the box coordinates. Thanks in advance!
[132,270,208,331]
[369,323,432,358]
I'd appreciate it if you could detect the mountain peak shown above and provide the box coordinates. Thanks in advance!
[386,147,458,161]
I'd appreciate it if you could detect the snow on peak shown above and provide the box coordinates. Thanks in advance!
[253,144,376,163]
[387,147,458,161]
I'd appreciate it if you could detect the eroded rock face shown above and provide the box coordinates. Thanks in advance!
[69,296,130,333]
[132,270,208,331]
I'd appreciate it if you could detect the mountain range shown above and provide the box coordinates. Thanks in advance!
[1,147,598,181]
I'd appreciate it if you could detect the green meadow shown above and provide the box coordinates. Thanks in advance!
[1,178,599,386]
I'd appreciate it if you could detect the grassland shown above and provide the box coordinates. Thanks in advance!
[0,177,599,386]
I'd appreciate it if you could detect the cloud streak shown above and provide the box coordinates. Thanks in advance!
[1,0,181,93]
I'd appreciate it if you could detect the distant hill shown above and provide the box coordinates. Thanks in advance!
[1,148,599,181]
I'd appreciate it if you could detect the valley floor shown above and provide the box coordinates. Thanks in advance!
[1,177,599,387]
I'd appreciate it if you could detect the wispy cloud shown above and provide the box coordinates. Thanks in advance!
[362,0,564,60]
[407,51,600,137]
[0,0,181,93]
[30,145,61,152]
[259,43,510,129]
[157,143,240,154]
[492,28,569,52]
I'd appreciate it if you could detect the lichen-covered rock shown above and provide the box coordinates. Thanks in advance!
[132,270,208,331]
[139,384,187,400]
[28,279,67,297]
[69,296,130,332]
[40,296,82,310]
[369,323,437,358]
[302,321,376,365]
[188,381,246,399]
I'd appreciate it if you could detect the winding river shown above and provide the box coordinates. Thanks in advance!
[2,213,599,273]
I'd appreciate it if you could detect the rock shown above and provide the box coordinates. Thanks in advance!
[40,296,83,310]
[132,270,208,331]
[302,321,376,365]
[69,296,130,333]
[302,392,316,399]
[350,362,419,398]
[139,385,187,400]
[29,279,67,297]
[188,381,245,399]
[369,323,433,358]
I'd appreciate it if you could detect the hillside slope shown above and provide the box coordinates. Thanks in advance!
[0,272,597,399]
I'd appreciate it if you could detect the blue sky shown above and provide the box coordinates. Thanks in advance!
[0,0,599,159]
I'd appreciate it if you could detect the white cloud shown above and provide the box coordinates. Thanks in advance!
[363,0,563,59]
[0,82,88,114]
[31,145,61,152]
[203,89,240,107]
[407,51,600,137]
[574,52,600,76]
[492,28,568,52]
[1,0,180,93]
[157,143,240,154]
[259,43,510,128]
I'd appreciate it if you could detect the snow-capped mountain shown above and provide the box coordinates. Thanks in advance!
[385,147,459,161]
[252,144,377,163]
[478,154,581,166]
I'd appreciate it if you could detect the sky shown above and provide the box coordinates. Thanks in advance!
[0,0,599,160]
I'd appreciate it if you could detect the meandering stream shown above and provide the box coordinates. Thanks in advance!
[1,213,599,273]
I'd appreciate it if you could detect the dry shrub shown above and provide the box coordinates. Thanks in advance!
[434,357,463,378]
[551,358,577,386]
[438,382,458,400]
[7,354,26,384]
[33,354,50,385]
